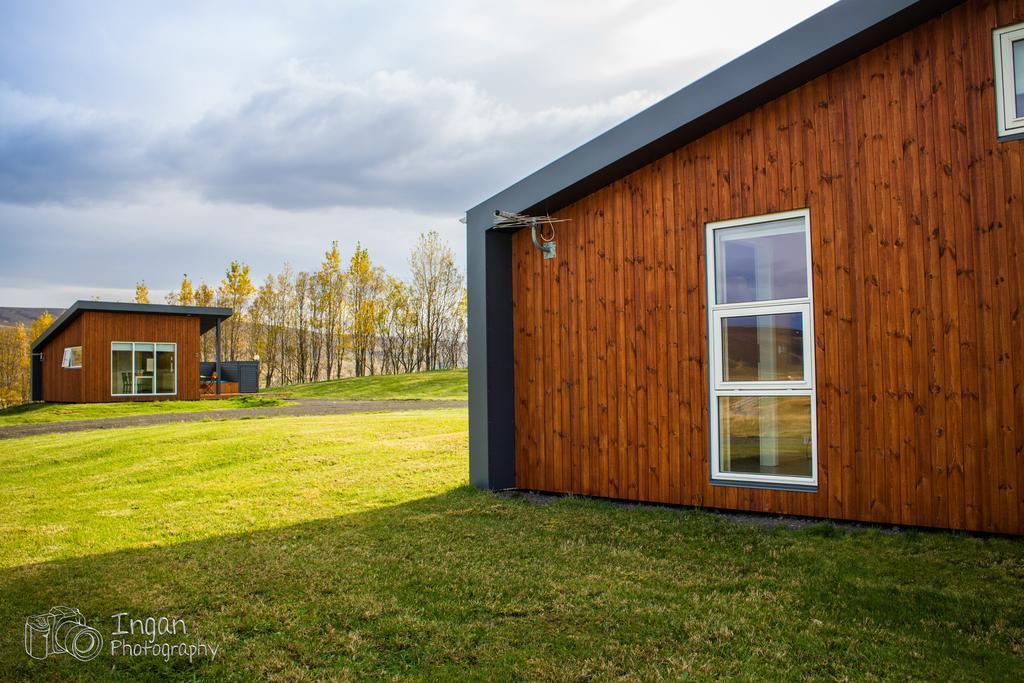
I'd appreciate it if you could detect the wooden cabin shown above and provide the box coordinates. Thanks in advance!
[29,301,255,402]
[466,0,1024,534]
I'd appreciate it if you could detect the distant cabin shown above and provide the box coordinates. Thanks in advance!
[30,301,259,402]
[466,0,1024,534]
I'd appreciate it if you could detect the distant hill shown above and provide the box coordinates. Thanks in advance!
[0,307,64,328]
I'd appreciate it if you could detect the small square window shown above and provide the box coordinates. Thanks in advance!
[994,22,1024,139]
[61,346,82,369]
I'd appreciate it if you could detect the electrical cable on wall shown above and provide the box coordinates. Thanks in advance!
[492,210,568,260]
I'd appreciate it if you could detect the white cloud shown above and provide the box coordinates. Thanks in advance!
[0,84,156,205]
[0,190,462,306]
[0,0,837,306]
[170,66,662,211]
[0,67,661,213]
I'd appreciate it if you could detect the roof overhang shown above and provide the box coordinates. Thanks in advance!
[30,301,233,352]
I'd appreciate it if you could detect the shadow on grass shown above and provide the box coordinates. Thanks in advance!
[0,403,50,419]
[1,487,1022,681]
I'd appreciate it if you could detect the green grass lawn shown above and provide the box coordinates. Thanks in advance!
[0,396,287,426]
[267,368,467,400]
[1,411,1022,680]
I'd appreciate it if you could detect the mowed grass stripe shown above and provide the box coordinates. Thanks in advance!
[0,396,287,426]
[268,368,467,400]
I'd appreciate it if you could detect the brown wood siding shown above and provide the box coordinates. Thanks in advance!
[512,0,1024,534]
[38,316,83,403]
[41,311,201,402]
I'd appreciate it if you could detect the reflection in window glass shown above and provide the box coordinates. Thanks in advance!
[111,342,176,396]
[1015,39,1024,117]
[719,396,812,478]
[156,343,176,394]
[722,313,803,382]
[62,346,82,368]
[134,343,155,395]
[112,343,132,395]
[715,218,808,304]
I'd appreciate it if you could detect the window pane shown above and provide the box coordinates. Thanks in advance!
[112,348,133,394]
[719,396,812,478]
[71,347,82,367]
[134,343,155,394]
[156,346,176,394]
[1014,39,1024,117]
[715,218,808,304]
[722,312,804,382]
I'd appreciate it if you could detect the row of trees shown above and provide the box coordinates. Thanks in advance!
[0,231,466,406]
[0,312,53,408]
[161,231,466,387]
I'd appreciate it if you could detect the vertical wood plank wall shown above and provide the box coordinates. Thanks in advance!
[511,0,1024,533]
[39,316,82,403]
[40,312,201,402]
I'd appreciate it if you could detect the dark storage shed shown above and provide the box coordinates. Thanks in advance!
[466,0,1024,534]
[200,361,260,395]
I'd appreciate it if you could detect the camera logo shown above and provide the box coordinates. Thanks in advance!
[24,606,104,661]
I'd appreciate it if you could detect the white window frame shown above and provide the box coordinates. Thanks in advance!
[993,21,1024,139]
[705,208,817,488]
[110,341,178,397]
[712,303,813,391]
[61,346,82,369]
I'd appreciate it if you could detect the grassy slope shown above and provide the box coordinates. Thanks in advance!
[267,368,467,400]
[0,396,286,426]
[0,412,1022,680]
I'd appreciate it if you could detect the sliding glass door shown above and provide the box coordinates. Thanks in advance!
[111,342,177,397]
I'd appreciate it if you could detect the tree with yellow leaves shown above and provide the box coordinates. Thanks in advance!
[165,274,195,306]
[0,324,28,407]
[194,282,214,307]
[28,310,54,345]
[347,244,384,377]
[134,282,150,304]
[218,261,255,360]
[0,311,53,408]
[317,241,347,379]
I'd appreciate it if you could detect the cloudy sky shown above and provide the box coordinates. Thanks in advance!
[0,0,834,307]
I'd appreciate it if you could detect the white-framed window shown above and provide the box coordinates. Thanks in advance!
[61,346,82,369]
[705,209,817,488]
[994,21,1024,139]
[111,342,177,396]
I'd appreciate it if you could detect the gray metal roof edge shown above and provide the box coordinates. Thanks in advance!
[466,0,963,220]
[30,300,233,352]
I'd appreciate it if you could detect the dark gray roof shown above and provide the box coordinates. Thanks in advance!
[30,300,233,352]
[467,0,962,220]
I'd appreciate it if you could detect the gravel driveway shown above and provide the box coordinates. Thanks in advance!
[0,398,468,440]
